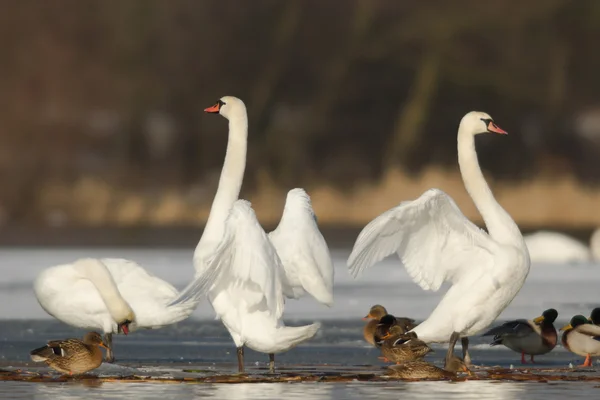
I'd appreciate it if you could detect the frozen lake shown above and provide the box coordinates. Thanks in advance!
[0,247,599,399]
[0,247,598,321]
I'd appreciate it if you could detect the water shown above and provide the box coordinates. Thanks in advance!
[0,248,599,399]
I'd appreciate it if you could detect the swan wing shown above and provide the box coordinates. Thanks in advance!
[173,200,285,319]
[269,189,334,306]
[347,188,498,291]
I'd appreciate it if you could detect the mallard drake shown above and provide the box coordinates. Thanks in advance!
[380,326,433,363]
[30,332,106,375]
[589,308,600,325]
[362,305,417,346]
[386,332,470,379]
[482,308,558,363]
[561,315,600,367]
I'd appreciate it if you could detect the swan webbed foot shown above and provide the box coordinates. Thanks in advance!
[268,353,275,374]
[237,347,245,373]
[461,336,472,366]
[103,333,115,363]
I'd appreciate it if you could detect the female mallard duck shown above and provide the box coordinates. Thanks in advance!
[386,332,470,379]
[362,305,416,346]
[561,315,600,367]
[482,308,558,363]
[380,326,433,363]
[30,332,106,375]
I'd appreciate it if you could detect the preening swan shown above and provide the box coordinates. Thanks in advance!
[524,228,600,263]
[194,97,333,307]
[347,111,530,363]
[34,258,217,362]
[186,199,320,373]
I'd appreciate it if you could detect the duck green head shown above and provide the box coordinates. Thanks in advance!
[533,308,558,325]
[589,308,600,325]
[560,315,589,331]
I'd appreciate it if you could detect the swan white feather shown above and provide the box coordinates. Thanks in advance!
[269,188,334,306]
[347,111,530,343]
[197,199,320,353]
[34,258,215,334]
[524,229,600,263]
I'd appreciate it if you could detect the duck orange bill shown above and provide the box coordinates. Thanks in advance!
[204,103,221,113]
[487,121,507,134]
[559,323,573,331]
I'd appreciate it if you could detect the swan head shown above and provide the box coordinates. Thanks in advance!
[117,312,136,335]
[460,111,507,136]
[204,96,246,120]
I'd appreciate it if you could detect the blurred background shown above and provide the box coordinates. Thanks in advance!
[3,0,600,247]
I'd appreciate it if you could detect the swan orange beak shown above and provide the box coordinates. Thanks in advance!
[204,103,221,113]
[487,121,507,135]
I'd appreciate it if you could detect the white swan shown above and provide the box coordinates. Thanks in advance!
[195,97,333,307]
[185,96,328,372]
[347,111,530,363]
[34,257,217,362]
[524,228,600,263]
[185,199,320,373]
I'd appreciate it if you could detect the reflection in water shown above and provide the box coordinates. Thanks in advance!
[196,382,334,399]
[0,380,592,400]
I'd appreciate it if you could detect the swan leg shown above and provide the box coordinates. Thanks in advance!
[268,353,275,374]
[237,346,245,373]
[103,333,115,363]
[461,337,471,366]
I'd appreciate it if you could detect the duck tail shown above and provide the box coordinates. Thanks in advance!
[273,322,321,350]
[30,345,54,362]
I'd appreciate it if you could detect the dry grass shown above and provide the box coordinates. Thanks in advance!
[36,167,600,228]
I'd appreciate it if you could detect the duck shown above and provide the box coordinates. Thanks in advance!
[386,332,471,380]
[589,308,600,325]
[348,112,530,364]
[380,327,433,363]
[30,332,106,375]
[560,315,600,367]
[482,308,558,363]
[362,305,417,346]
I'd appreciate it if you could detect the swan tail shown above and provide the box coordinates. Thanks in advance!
[273,322,321,350]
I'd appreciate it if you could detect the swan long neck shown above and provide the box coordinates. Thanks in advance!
[457,130,522,243]
[74,259,133,322]
[194,109,248,262]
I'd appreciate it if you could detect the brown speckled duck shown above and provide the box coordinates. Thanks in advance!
[380,326,432,363]
[30,332,106,375]
[386,332,471,380]
[362,305,417,346]
[482,308,558,364]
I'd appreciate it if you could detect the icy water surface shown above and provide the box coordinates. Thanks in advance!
[0,248,599,398]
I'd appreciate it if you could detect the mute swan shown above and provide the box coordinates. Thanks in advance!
[34,258,218,362]
[195,96,333,307]
[524,228,600,263]
[184,96,327,372]
[347,111,530,364]
[183,199,320,373]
